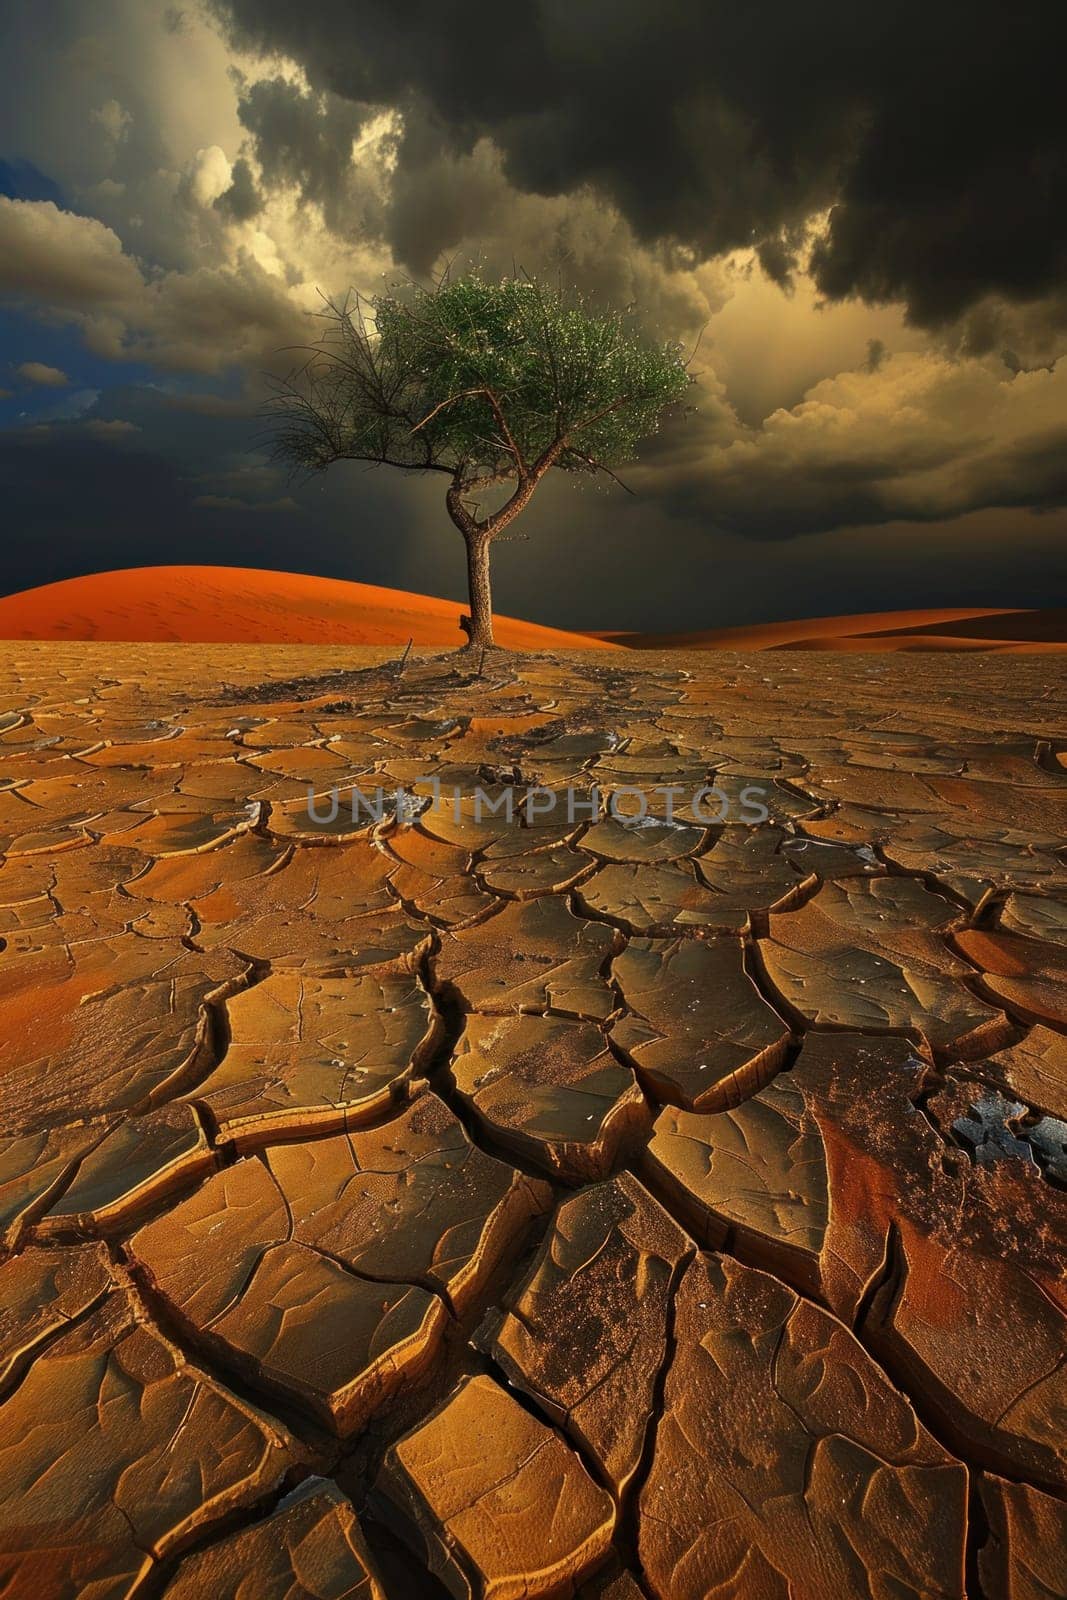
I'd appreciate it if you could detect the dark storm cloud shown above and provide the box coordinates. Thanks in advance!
[214,156,262,223]
[233,76,387,235]
[210,1,1065,326]
[755,234,800,292]
[864,340,887,374]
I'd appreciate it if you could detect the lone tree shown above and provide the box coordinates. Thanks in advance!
[267,273,691,649]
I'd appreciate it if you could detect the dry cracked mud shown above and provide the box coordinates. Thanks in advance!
[0,640,1064,1598]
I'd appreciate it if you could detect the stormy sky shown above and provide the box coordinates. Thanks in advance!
[1,0,1064,629]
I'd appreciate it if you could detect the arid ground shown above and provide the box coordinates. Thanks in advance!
[0,642,1064,1598]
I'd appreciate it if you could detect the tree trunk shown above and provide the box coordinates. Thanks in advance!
[463,532,495,648]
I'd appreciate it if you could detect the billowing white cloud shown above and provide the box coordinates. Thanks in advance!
[15,361,70,387]
[187,145,232,207]
[26,416,141,439]
[0,198,142,306]
[639,349,1067,535]
[0,196,306,374]
[90,99,133,144]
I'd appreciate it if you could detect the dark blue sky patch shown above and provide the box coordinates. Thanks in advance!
[0,157,65,206]
[0,307,213,426]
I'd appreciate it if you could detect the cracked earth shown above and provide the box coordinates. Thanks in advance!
[0,641,1064,1599]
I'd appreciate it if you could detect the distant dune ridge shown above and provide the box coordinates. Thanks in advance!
[0,567,1062,650]
[598,606,1066,651]
[0,566,616,650]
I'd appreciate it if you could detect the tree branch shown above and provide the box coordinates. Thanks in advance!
[411,386,529,478]
[564,446,637,493]
[345,452,456,476]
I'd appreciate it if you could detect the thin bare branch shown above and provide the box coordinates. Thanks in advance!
[564,446,637,493]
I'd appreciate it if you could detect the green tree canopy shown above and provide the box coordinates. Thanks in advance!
[268,272,691,647]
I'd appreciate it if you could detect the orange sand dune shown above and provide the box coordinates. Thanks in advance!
[4,575,1062,653]
[0,566,617,650]
[606,607,1066,651]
